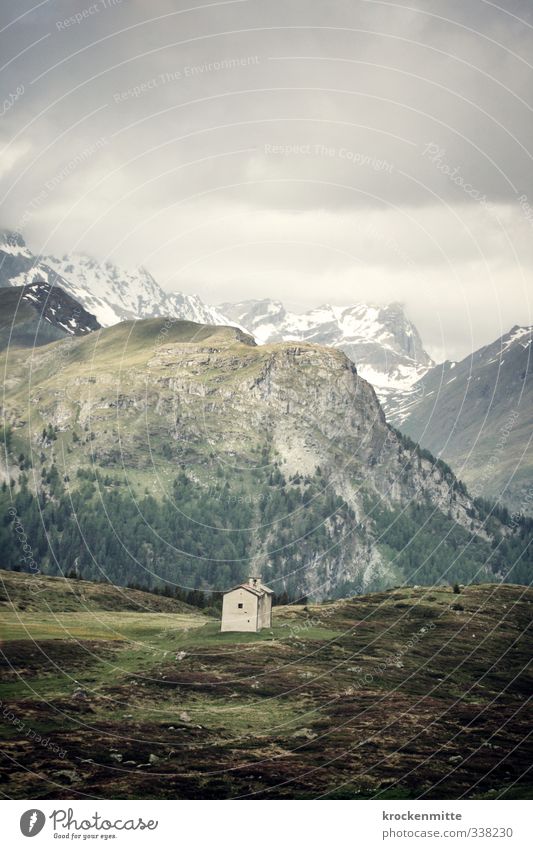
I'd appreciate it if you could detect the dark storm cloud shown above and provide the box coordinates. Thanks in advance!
[0,0,531,358]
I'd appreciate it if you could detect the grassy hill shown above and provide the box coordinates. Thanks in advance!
[1,570,531,799]
[0,568,197,614]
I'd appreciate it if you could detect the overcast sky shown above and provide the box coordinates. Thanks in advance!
[1,0,532,360]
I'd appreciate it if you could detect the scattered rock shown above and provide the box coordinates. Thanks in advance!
[53,769,80,784]
[72,688,88,700]
[292,728,317,741]
[179,711,191,722]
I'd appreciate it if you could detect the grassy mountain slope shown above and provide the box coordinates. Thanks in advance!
[0,571,531,799]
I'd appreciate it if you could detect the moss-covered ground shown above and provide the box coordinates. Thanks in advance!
[1,570,531,799]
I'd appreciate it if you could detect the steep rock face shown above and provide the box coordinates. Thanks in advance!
[395,325,533,513]
[1,319,504,598]
[219,299,433,413]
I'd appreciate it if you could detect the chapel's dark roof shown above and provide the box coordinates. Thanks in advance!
[223,581,274,597]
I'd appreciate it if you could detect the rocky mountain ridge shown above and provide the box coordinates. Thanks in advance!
[1,317,527,598]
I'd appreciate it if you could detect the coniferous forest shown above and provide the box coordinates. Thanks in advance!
[1,464,531,599]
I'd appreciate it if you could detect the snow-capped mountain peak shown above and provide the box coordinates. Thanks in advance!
[0,233,230,330]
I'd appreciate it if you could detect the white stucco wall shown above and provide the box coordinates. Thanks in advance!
[221,587,259,632]
[257,594,272,630]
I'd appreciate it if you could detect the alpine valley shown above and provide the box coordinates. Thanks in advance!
[2,2,532,806]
